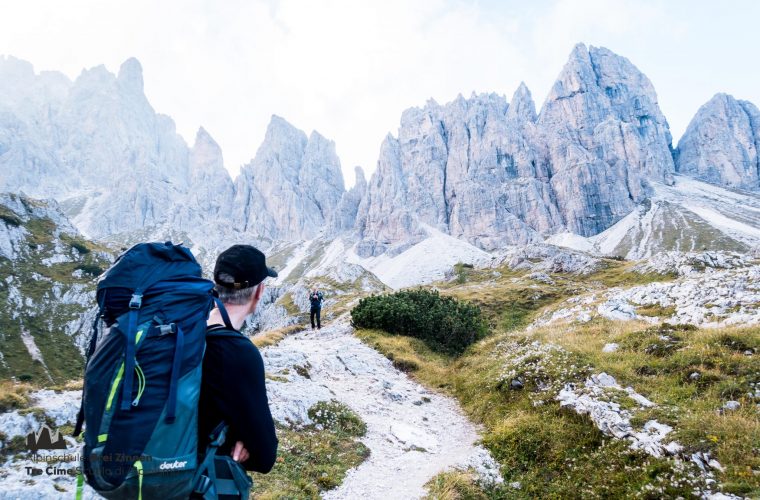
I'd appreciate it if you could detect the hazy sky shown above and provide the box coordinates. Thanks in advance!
[1,0,758,186]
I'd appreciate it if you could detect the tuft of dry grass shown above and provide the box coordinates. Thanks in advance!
[0,381,33,412]
[48,379,84,392]
[636,304,678,318]
[251,324,304,349]
[424,470,489,499]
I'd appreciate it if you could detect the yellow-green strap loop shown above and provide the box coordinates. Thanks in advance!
[75,472,84,499]
[134,460,144,500]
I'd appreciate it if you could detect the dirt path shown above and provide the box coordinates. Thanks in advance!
[262,321,500,500]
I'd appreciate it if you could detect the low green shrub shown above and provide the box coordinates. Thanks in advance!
[71,241,90,255]
[453,262,473,284]
[350,289,488,355]
[75,263,104,277]
[0,211,22,227]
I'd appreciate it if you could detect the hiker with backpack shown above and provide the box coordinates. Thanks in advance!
[309,286,324,330]
[75,242,278,500]
[199,245,279,482]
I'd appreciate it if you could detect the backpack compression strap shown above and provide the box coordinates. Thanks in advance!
[165,324,184,423]
[192,422,228,498]
[120,291,143,412]
[192,422,253,499]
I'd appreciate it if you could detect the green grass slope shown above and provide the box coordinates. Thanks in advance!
[355,259,759,498]
[0,194,112,383]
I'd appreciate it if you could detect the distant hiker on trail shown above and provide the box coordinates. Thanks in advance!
[199,245,279,486]
[309,286,324,330]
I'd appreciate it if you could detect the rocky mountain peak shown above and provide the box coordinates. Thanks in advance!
[675,93,760,190]
[506,82,536,122]
[546,42,597,99]
[357,44,683,255]
[0,56,38,91]
[329,166,368,233]
[302,129,345,212]
[190,127,226,180]
[353,165,367,189]
[536,43,675,237]
[117,57,144,93]
[231,115,346,242]
[74,64,115,89]
[265,114,308,148]
[192,126,221,158]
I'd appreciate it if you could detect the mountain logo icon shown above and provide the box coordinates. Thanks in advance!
[25,424,67,452]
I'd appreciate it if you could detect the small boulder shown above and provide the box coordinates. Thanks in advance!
[592,372,618,388]
[528,272,554,285]
[602,343,619,353]
[722,400,741,411]
[510,378,524,390]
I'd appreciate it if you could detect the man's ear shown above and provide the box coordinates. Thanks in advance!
[254,283,265,300]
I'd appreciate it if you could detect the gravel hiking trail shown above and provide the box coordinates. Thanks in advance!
[262,320,499,500]
[0,321,497,499]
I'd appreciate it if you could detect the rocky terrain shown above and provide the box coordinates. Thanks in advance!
[264,322,501,499]
[0,194,111,382]
[533,251,760,329]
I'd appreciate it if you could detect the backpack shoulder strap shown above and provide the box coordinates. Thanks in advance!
[206,325,245,339]
[212,297,234,330]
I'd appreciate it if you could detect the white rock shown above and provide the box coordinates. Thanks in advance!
[722,400,741,411]
[30,390,81,427]
[602,343,619,353]
[597,299,638,321]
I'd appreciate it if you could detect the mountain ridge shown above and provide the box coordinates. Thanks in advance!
[0,44,758,258]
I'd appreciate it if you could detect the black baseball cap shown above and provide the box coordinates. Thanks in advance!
[214,244,278,289]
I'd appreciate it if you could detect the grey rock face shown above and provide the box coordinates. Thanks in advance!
[355,134,426,257]
[494,243,602,275]
[0,57,347,247]
[0,57,196,239]
[232,116,346,242]
[676,93,760,190]
[358,43,676,254]
[538,44,675,236]
[170,127,234,239]
[356,91,563,256]
[329,166,367,233]
[188,127,235,214]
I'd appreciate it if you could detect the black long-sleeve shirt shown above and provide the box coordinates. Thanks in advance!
[198,325,278,473]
